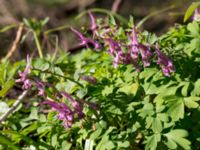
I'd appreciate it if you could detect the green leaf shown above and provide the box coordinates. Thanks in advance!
[118,83,139,95]
[33,58,50,71]
[164,129,191,150]
[157,113,168,122]
[152,117,162,133]
[191,79,200,96]
[0,79,14,97]
[146,116,153,129]
[184,2,200,22]
[117,141,130,148]
[165,96,184,121]
[90,129,102,140]
[137,102,154,118]
[0,24,17,33]
[97,141,115,150]
[187,22,200,37]
[128,15,134,28]
[96,127,115,150]
[0,130,53,149]
[145,134,161,150]
[109,15,116,26]
[51,134,58,147]
[184,96,200,108]
[164,138,177,149]
[0,133,20,150]
[139,68,157,80]
[61,141,72,150]
[20,122,39,135]
[181,82,191,97]
[102,85,113,96]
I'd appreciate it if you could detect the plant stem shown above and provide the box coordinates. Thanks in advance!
[33,31,43,58]
[32,68,84,88]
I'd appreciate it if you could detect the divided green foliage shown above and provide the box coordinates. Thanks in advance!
[0,9,200,150]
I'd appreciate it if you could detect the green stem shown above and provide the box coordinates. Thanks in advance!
[32,68,84,88]
[76,8,128,25]
[33,31,43,58]
[44,25,70,35]
[136,5,176,28]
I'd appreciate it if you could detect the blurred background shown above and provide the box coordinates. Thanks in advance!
[0,0,196,59]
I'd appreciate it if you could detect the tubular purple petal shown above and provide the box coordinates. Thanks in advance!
[139,45,153,67]
[16,55,32,89]
[71,27,101,50]
[131,25,139,45]
[155,47,175,76]
[88,11,97,31]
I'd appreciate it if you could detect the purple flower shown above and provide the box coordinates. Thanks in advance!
[131,25,139,45]
[128,25,152,67]
[88,11,97,31]
[113,50,124,68]
[99,28,112,38]
[129,44,139,60]
[128,26,140,60]
[193,9,200,21]
[106,38,118,55]
[35,81,45,96]
[70,27,101,50]
[106,38,125,68]
[61,92,84,119]
[16,55,32,89]
[139,45,153,67]
[155,47,175,76]
[42,100,74,128]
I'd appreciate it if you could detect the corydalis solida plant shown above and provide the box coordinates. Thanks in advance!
[71,11,175,76]
[42,91,98,129]
[15,56,98,129]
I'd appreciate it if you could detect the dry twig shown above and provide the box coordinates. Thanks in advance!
[0,90,28,124]
[5,23,24,60]
[111,0,122,14]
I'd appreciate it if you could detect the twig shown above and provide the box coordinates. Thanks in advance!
[5,23,24,60]
[0,90,28,123]
[111,0,122,14]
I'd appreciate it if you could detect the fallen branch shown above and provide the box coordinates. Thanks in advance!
[111,0,122,14]
[0,90,28,124]
[5,23,24,60]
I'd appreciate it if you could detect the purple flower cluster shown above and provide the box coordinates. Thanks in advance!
[70,27,101,50]
[61,92,84,119]
[35,80,46,96]
[155,46,175,76]
[16,56,98,129]
[42,100,74,128]
[106,26,153,70]
[42,91,98,129]
[71,11,175,76]
[16,55,32,89]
